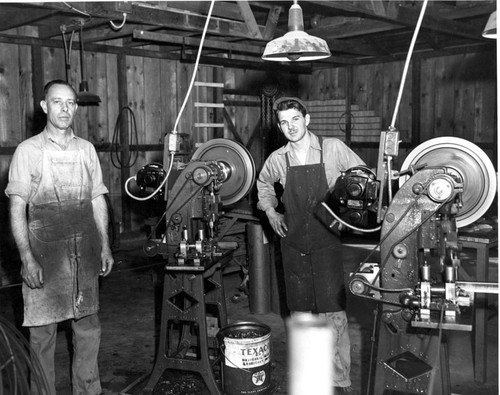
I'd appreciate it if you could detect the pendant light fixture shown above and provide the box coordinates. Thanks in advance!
[262,0,331,62]
[482,11,497,39]
[77,21,101,105]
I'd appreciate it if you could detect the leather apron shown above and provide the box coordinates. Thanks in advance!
[280,139,345,313]
[23,145,100,327]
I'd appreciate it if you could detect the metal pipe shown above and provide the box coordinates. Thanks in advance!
[456,281,499,294]
[246,223,271,314]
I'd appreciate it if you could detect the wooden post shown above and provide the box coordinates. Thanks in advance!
[117,52,131,233]
[345,66,353,146]
[31,44,45,137]
[412,57,421,147]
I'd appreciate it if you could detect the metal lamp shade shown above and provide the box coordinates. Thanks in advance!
[77,23,101,105]
[262,1,331,62]
[77,81,101,105]
[262,30,331,62]
[482,11,496,39]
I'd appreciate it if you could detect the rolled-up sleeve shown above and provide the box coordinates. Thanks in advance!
[88,145,109,199]
[5,144,39,202]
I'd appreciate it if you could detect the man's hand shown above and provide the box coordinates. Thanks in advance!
[21,255,44,289]
[100,246,114,277]
[266,208,288,238]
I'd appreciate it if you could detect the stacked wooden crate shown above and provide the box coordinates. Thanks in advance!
[304,99,382,142]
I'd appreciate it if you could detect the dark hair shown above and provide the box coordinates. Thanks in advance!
[43,80,77,99]
[273,97,308,117]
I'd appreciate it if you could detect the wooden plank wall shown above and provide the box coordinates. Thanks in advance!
[298,50,496,169]
[0,32,496,244]
[0,33,206,236]
[224,68,263,168]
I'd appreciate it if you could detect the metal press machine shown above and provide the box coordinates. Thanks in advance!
[324,131,498,394]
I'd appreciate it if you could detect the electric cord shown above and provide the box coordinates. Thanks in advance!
[63,2,91,17]
[125,1,215,201]
[171,0,215,135]
[60,26,75,84]
[124,152,174,201]
[389,0,429,129]
[321,202,382,233]
[110,12,127,30]
[111,106,139,169]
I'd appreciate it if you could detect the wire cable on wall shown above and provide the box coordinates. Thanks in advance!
[111,106,139,169]
[60,26,75,84]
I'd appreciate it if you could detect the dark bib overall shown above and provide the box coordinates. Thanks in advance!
[280,140,345,313]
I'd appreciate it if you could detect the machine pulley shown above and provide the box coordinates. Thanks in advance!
[142,138,255,267]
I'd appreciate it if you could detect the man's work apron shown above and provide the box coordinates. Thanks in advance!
[280,141,345,313]
[23,147,100,327]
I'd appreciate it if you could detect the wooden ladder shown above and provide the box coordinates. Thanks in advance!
[194,77,225,140]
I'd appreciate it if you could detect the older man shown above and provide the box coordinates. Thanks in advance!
[6,79,114,395]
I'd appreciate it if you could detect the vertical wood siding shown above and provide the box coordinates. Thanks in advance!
[299,51,495,166]
[0,39,496,236]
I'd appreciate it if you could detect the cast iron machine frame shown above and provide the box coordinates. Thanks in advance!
[134,138,256,395]
[325,132,498,394]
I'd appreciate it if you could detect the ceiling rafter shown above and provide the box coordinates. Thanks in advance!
[0,8,59,32]
[237,1,263,39]
[0,1,494,69]
[32,2,271,42]
[308,1,487,41]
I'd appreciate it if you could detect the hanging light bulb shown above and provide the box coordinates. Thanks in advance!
[262,0,331,62]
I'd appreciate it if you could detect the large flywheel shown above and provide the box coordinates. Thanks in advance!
[192,138,256,206]
[400,137,497,228]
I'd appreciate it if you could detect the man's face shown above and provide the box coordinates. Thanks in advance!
[40,84,78,131]
[277,108,310,143]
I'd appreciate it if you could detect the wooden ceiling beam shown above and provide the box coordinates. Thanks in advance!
[40,18,108,40]
[237,1,263,39]
[262,5,283,41]
[396,5,484,41]
[367,0,387,17]
[181,53,312,73]
[81,24,155,44]
[433,2,495,20]
[311,17,401,39]
[155,1,249,22]
[327,38,386,57]
[0,8,59,32]
[31,2,270,42]
[132,29,264,56]
[308,1,487,41]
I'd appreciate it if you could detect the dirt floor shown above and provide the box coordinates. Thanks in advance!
[0,236,498,395]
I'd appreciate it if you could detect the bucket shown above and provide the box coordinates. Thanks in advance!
[217,321,272,395]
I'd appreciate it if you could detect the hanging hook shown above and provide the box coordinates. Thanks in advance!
[110,12,127,30]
